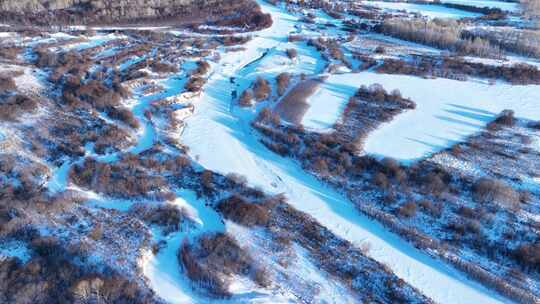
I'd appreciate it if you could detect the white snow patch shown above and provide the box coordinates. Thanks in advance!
[366,1,482,18]
[302,75,355,130]
[303,72,540,162]
[46,161,71,193]
[0,241,31,263]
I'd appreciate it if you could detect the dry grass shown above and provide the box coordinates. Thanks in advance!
[274,77,325,124]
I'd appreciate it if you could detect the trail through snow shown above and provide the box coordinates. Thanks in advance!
[181,1,510,303]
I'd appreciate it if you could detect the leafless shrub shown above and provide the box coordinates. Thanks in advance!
[286,48,298,59]
[276,72,290,96]
[374,46,386,54]
[472,178,519,208]
[514,243,540,272]
[0,47,21,60]
[0,94,38,121]
[0,75,16,93]
[373,172,389,190]
[131,203,187,234]
[418,199,442,218]
[494,109,515,126]
[252,77,271,101]
[179,233,268,298]
[254,107,280,126]
[397,201,417,218]
[288,35,304,42]
[379,56,540,84]
[150,61,179,74]
[379,18,501,57]
[35,49,59,68]
[69,157,169,199]
[106,106,139,129]
[239,89,254,107]
[217,195,270,226]
[200,170,215,195]
[185,76,206,92]
[420,171,447,196]
[355,84,416,109]
[221,35,252,46]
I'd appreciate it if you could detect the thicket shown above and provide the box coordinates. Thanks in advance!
[0,75,16,93]
[0,94,38,121]
[179,233,269,298]
[377,57,540,84]
[68,157,172,200]
[378,18,502,57]
[276,72,290,96]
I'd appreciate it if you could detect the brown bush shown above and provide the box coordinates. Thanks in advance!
[35,49,59,68]
[217,195,270,226]
[132,203,187,234]
[0,47,21,60]
[179,233,268,298]
[374,46,386,54]
[200,170,214,195]
[493,109,515,126]
[0,75,16,93]
[373,172,389,190]
[0,94,38,121]
[252,77,271,101]
[288,35,304,42]
[421,172,447,196]
[0,235,154,304]
[513,243,540,272]
[378,57,540,85]
[418,199,442,218]
[185,76,206,92]
[69,157,168,199]
[397,201,417,218]
[286,48,298,59]
[472,178,519,208]
[193,60,211,76]
[93,124,132,155]
[355,84,415,109]
[378,18,501,57]
[106,106,140,129]
[276,72,290,96]
[151,61,179,74]
[239,89,254,107]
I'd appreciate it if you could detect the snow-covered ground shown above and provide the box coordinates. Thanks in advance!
[180,1,510,303]
[301,78,352,130]
[305,72,540,162]
[365,1,482,19]
[302,72,540,161]
[142,190,225,304]
[0,241,31,263]
[64,33,123,51]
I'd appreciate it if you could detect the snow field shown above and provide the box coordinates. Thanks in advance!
[180,1,510,303]
[365,1,482,19]
[142,190,225,304]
